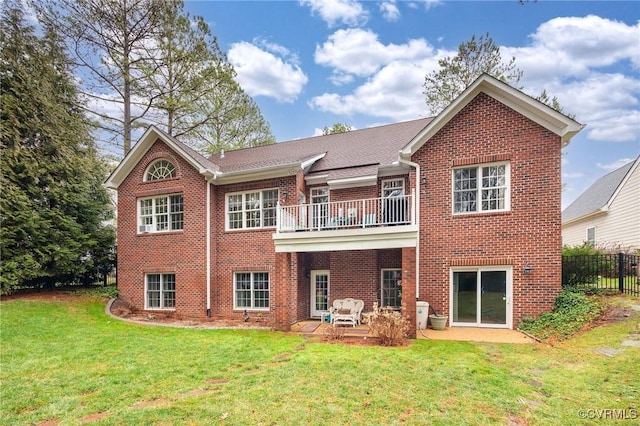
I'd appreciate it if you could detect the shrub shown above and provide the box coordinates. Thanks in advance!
[562,243,607,288]
[519,288,605,341]
[323,324,345,342]
[368,303,410,346]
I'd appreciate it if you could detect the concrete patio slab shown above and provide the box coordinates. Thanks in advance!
[418,327,535,344]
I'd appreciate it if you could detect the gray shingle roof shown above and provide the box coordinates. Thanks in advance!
[562,157,638,223]
[207,118,433,176]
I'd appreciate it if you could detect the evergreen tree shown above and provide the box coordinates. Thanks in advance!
[141,0,275,154]
[0,2,115,293]
[322,123,353,135]
[423,33,523,115]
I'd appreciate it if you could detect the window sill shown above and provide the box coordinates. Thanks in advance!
[137,230,184,236]
[452,210,511,218]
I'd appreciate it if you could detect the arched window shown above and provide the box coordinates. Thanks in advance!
[146,160,176,181]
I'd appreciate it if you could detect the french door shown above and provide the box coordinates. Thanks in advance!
[310,187,329,230]
[310,270,329,318]
[451,267,512,328]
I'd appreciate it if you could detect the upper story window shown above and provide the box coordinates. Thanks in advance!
[382,179,404,198]
[453,162,510,214]
[226,189,278,230]
[138,194,184,233]
[586,226,596,246]
[146,159,176,181]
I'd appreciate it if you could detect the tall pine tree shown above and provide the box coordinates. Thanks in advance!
[0,2,115,293]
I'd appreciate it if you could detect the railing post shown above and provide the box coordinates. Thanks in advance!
[618,252,625,294]
[276,201,281,234]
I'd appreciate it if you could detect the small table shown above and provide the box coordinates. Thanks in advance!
[320,311,331,324]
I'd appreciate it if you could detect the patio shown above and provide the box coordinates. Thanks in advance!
[291,320,534,344]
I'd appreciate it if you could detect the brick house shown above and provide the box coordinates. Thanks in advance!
[106,74,583,336]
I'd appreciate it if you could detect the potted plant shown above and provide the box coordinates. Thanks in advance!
[428,306,448,330]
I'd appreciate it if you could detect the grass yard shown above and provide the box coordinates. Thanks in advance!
[1,293,638,425]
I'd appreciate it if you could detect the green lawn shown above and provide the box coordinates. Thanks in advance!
[1,294,638,425]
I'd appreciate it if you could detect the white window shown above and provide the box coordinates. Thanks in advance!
[226,189,278,230]
[453,162,510,214]
[145,159,176,181]
[138,194,183,233]
[234,272,269,310]
[146,273,176,309]
[586,226,596,245]
[382,179,404,198]
[381,269,402,309]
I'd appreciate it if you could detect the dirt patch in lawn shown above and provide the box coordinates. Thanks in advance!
[1,289,105,303]
[586,304,637,329]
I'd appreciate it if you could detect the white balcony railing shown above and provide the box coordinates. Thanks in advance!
[276,190,415,233]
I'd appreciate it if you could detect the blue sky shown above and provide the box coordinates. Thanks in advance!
[182,0,639,209]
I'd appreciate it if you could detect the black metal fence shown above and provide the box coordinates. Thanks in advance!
[562,253,639,296]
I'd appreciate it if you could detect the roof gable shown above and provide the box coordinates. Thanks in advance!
[401,74,584,157]
[105,126,218,189]
[562,156,639,223]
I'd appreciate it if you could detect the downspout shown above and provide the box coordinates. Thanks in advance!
[396,156,420,299]
[206,178,211,317]
[205,174,216,317]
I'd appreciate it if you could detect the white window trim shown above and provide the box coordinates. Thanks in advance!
[144,273,176,310]
[449,266,512,329]
[225,188,279,231]
[137,193,184,234]
[452,161,511,215]
[382,178,405,198]
[144,159,176,182]
[586,226,596,245]
[233,271,270,311]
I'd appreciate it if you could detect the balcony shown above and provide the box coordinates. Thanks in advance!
[273,190,418,253]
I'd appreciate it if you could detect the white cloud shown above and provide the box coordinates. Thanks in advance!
[227,41,308,103]
[314,28,435,77]
[299,0,368,27]
[507,16,640,84]
[597,158,638,171]
[309,58,437,120]
[379,1,400,22]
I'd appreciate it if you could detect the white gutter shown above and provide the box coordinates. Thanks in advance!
[395,156,421,299]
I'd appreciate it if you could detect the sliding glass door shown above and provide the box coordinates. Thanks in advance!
[451,267,511,328]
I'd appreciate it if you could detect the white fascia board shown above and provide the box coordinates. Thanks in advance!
[562,208,608,226]
[606,157,639,210]
[273,226,418,253]
[327,175,377,190]
[301,153,326,170]
[214,163,299,185]
[305,174,329,185]
[401,74,584,157]
[105,126,216,188]
[378,164,409,178]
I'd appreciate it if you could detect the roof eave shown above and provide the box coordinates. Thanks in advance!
[104,126,217,189]
[401,74,585,157]
[562,207,608,226]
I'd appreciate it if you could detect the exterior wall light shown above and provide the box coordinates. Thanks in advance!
[523,263,532,274]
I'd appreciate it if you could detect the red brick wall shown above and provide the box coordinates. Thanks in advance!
[304,249,403,313]
[209,176,297,323]
[117,140,208,319]
[412,92,563,327]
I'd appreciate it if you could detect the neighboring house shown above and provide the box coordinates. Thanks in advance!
[562,156,639,251]
[106,74,583,336]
